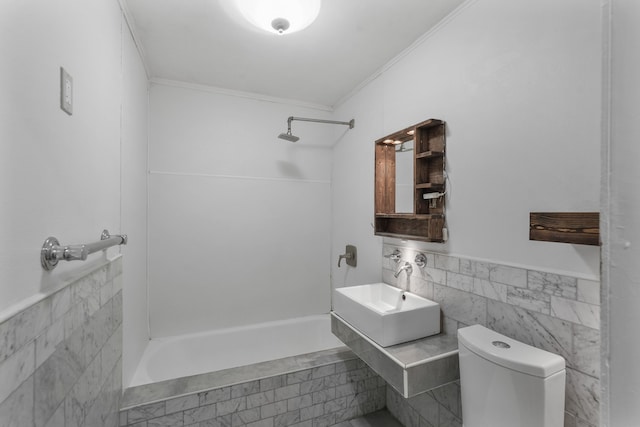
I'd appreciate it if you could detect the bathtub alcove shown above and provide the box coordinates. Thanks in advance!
[120,314,388,427]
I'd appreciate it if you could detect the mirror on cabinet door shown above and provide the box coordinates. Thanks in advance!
[395,140,414,213]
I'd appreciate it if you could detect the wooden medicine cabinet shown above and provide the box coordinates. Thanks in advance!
[374,118,447,242]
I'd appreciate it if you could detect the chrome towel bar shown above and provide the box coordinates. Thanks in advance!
[41,229,127,271]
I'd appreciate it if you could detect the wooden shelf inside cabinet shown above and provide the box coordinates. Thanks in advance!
[374,214,446,242]
[415,151,445,159]
[529,212,600,246]
[374,118,447,242]
[375,213,444,220]
[416,183,444,190]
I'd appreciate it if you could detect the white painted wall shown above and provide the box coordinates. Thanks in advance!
[332,0,602,285]
[147,83,333,338]
[0,0,149,387]
[121,24,150,386]
[604,1,640,424]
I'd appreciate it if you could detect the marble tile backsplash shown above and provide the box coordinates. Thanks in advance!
[0,258,123,427]
[382,244,600,427]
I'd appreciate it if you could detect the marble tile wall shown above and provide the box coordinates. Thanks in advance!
[0,257,123,427]
[382,244,600,427]
[119,359,386,427]
[387,381,462,427]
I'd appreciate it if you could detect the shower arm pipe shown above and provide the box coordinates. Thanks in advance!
[41,229,128,271]
[288,116,355,129]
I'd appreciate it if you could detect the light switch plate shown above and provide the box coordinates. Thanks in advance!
[60,67,73,115]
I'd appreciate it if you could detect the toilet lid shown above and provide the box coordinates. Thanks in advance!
[458,325,565,378]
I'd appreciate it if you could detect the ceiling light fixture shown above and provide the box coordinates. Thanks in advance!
[233,0,321,35]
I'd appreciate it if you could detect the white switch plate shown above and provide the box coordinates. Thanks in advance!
[60,67,73,115]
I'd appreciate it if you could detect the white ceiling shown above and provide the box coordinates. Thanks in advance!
[122,0,466,108]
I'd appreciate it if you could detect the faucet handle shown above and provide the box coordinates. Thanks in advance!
[338,245,357,268]
[384,249,402,262]
[415,253,427,268]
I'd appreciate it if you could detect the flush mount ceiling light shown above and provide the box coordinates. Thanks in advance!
[233,0,321,35]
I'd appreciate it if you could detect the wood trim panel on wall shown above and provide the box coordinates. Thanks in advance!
[529,212,600,246]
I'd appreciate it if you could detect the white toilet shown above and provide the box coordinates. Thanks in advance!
[458,325,566,427]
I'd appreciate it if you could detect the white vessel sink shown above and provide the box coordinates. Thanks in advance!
[333,283,441,347]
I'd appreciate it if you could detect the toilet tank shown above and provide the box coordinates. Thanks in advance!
[458,325,566,427]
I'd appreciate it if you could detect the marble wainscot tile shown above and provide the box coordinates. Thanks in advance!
[571,325,600,378]
[565,368,599,423]
[486,300,572,364]
[433,285,487,326]
[51,286,72,322]
[0,259,121,427]
[34,340,85,426]
[435,254,460,273]
[232,380,261,398]
[35,317,65,369]
[406,391,439,426]
[0,340,35,404]
[506,286,550,314]
[183,403,216,424]
[527,271,577,299]
[429,381,461,420]
[101,326,123,386]
[563,412,597,427]
[386,387,420,427]
[472,278,507,302]
[5,298,52,364]
[577,279,600,305]
[0,376,34,427]
[199,387,231,406]
[246,390,275,410]
[421,267,447,286]
[127,401,166,424]
[441,317,459,336]
[446,273,507,302]
[232,407,260,425]
[459,259,490,280]
[439,406,463,427]
[550,297,600,330]
[0,317,16,362]
[407,276,433,300]
[445,272,474,293]
[65,349,103,427]
[44,402,65,427]
[488,264,527,288]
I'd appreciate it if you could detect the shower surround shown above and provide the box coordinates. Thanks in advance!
[0,257,123,427]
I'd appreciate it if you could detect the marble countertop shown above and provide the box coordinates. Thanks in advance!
[331,312,458,368]
[384,330,459,368]
[331,313,460,397]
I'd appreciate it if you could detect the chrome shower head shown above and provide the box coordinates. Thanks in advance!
[278,131,299,143]
[277,115,354,143]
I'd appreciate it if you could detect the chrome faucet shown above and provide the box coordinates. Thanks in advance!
[394,262,413,278]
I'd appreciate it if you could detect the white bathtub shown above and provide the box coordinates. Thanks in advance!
[129,314,344,387]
